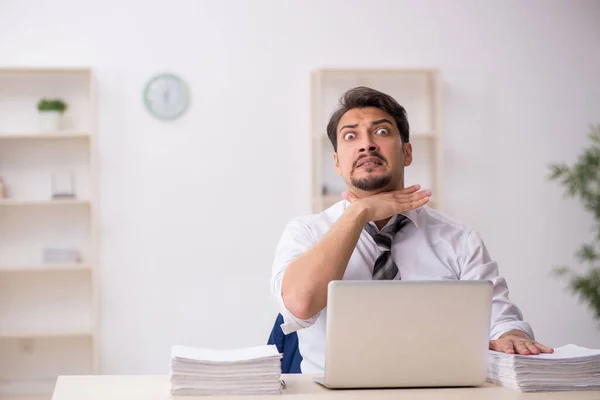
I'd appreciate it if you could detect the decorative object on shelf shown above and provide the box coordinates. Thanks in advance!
[42,247,81,264]
[143,72,190,120]
[37,98,68,132]
[51,172,75,199]
[548,123,600,323]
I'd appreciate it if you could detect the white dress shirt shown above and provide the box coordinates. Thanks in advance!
[270,200,534,374]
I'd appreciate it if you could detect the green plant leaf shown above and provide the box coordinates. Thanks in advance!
[552,266,570,276]
[576,243,598,263]
[37,98,67,112]
[548,163,569,180]
[568,268,600,321]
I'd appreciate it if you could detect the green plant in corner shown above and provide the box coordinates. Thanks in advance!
[548,123,600,323]
[37,98,68,113]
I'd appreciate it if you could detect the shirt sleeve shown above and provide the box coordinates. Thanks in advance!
[271,218,321,335]
[460,229,535,340]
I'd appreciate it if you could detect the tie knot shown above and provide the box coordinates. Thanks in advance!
[368,215,408,252]
[386,214,408,235]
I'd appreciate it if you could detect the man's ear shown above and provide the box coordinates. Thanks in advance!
[333,152,342,176]
[403,142,413,167]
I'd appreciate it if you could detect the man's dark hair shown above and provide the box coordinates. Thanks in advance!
[326,86,410,152]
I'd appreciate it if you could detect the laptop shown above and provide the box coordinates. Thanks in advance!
[313,279,493,389]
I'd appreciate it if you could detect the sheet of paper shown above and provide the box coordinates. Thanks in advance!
[171,344,281,363]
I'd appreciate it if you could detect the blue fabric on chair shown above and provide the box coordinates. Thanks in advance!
[267,313,303,373]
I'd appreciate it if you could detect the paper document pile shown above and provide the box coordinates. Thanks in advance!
[487,344,600,392]
[169,344,283,396]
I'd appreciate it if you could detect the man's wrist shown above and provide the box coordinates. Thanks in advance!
[345,201,369,224]
[498,329,531,340]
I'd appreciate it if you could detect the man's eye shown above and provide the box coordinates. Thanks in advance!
[375,128,389,135]
[344,132,356,140]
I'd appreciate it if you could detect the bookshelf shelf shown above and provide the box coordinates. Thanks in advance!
[0,132,90,140]
[0,264,91,273]
[0,329,93,340]
[0,199,90,206]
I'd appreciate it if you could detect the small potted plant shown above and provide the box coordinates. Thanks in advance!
[37,98,68,132]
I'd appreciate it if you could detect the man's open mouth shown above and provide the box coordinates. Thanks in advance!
[356,156,384,168]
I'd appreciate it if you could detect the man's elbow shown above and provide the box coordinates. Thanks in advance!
[282,291,318,320]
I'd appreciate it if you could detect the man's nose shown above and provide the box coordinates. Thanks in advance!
[359,136,378,153]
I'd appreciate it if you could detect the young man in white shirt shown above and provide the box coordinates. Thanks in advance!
[271,86,553,374]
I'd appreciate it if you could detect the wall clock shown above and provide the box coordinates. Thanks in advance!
[143,73,190,120]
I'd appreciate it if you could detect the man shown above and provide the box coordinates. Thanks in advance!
[271,86,553,374]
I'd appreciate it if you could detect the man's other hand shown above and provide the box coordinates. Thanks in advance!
[489,330,554,355]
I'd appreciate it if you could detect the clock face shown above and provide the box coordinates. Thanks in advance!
[143,73,189,120]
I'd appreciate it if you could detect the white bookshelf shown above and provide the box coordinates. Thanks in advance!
[0,67,98,399]
[311,68,443,212]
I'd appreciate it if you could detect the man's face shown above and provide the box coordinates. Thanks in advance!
[333,107,412,194]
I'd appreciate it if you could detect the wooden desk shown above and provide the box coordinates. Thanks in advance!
[52,374,600,399]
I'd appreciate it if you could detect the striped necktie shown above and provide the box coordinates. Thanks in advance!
[365,215,409,280]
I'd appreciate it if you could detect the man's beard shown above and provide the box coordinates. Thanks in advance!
[349,151,393,191]
[351,173,392,191]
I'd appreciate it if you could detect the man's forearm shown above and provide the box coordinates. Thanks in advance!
[281,203,368,319]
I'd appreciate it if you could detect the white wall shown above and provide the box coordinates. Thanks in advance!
[1,0,599,374]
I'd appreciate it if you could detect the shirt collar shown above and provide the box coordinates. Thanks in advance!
[399,209,420,228]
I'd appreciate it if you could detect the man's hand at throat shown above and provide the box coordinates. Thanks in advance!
[341,184,431,223]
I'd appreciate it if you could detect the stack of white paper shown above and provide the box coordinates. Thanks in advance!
[487,344,600,392]
[169,344,283,396]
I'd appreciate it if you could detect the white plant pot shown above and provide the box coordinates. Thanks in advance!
[39,111,62,132]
